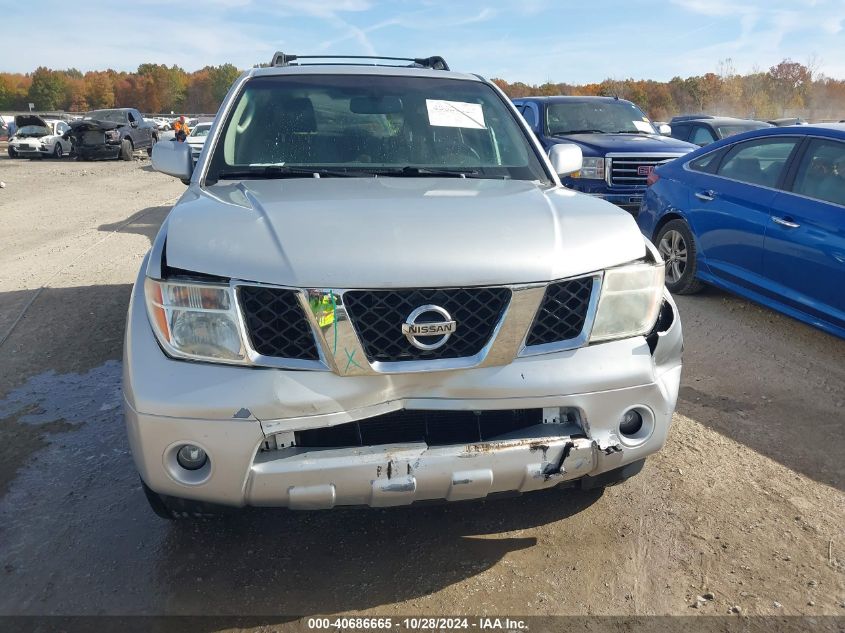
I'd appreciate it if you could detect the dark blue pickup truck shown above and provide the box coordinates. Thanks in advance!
[513,96,696,214]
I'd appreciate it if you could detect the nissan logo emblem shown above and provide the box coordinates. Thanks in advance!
[401,305,457,351]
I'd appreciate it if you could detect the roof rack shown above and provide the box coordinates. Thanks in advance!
[270,52,450,71]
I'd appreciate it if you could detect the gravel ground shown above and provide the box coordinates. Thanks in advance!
[0,156,842,626]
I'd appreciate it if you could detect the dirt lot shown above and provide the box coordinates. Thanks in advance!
[0,156,843,626]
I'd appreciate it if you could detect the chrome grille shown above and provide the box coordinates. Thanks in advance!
[525,277,595,347]
[343,287,511,363]
[238,286,319,360]
[608,154,681,188]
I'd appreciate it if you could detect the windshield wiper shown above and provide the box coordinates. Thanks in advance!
[384,166,483,178]
[615,130,653,135]
[552,129,605,135]
[212,165,373,182]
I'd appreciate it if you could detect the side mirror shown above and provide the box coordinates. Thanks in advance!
[658,124,671,136]
[152,140,193,183]
[548,144,583,177]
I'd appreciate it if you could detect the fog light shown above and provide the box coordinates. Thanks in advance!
[619,410,643,436]
[176,444,207,470]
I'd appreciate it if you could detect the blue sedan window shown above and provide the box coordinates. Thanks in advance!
[791,139,845,207]
[717,138,798,188]
[689,149,723,173]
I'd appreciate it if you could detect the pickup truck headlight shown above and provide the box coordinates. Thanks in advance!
[590,262,664,342]
[573,157,604,179]
[144,278,246,363]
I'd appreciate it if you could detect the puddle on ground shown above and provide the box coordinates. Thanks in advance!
[0,360,122,425]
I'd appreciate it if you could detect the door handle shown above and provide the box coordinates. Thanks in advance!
[695,190,716,201]
[771,216,800,229]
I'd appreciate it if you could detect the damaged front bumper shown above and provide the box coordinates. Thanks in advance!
[124,268,683,510]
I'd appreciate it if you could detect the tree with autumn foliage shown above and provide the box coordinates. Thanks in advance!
[0,58,842,121]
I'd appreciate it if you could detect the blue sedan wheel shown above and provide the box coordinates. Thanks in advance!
[659,229,687,283]
[656,220,704,294]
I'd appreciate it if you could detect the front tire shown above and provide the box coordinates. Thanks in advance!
[8,146,18,158]
[53,143,63,159]
[655,219,704,295]
[120,138,133,161]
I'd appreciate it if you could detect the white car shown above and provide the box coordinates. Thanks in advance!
[185,121,212,162]
[151,117,172,131]
[8,115,73,159]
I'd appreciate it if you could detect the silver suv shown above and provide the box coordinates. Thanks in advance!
[128,53,682,518]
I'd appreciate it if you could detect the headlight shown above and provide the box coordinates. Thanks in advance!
[590,262,664,342]
[573,157,605,180]
[144,278,246,363]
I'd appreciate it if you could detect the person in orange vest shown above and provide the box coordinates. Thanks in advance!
[173,116,190,142]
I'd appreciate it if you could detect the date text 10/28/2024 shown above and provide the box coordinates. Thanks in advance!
[307,617,528,631]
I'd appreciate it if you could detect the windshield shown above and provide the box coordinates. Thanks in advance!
[206,74,549,182]
[16,125,49,137]
[546,100,656,136]
[84,110,127,124]
[191,124,211,137]
[716,122,769,138]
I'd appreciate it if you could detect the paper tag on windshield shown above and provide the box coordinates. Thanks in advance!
[426,100,486,129]
[633,120,653,132]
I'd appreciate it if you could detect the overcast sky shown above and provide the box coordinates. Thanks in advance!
[5,0,844,83]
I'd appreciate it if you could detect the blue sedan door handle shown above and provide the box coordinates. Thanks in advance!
[695,190,716,201]
[771,216,801,229]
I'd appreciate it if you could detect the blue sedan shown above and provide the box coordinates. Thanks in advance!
[638,124,845,338]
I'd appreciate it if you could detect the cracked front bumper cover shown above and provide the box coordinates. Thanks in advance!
[248,435,597,509]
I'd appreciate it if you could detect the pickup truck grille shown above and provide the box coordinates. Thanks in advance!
[238,286,320,360]
[525,277,594,347]
[608,155,680,188]
[82,130,105,145]
[344,287,511,363]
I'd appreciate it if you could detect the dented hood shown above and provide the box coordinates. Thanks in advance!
[163,178,645,288]
[68,119,119,133]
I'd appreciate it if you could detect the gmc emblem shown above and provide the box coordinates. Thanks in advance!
[637,165,655,176]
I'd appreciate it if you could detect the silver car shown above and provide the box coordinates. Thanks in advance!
[128,53,682,518]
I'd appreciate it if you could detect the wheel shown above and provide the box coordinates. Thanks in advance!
[655,219,704,294]
[53,143,63,159]
[8,146,18,158]
[120,138,133,161]
[147,134,157,156]
[140,479,230,520]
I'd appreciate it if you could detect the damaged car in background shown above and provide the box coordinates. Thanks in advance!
[129,53,683,518]
[7,115,73,159]
[65,108,157,161]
